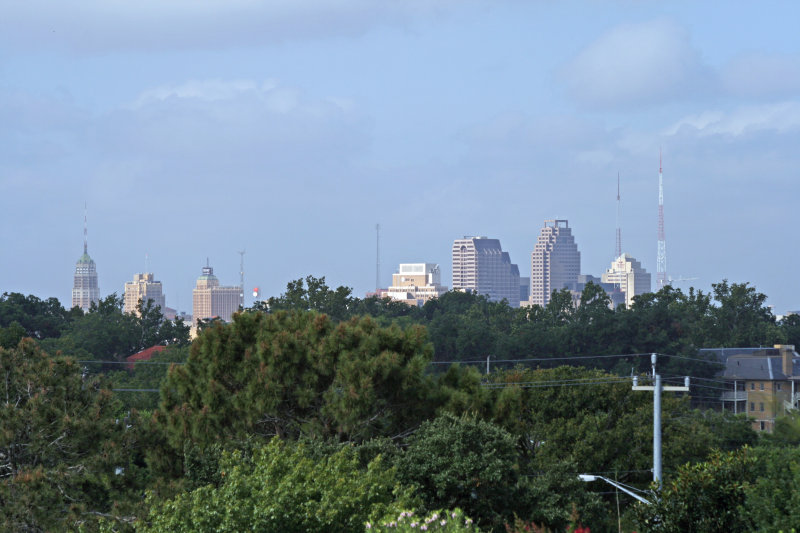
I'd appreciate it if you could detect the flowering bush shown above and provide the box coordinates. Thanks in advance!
[367,508,482,532]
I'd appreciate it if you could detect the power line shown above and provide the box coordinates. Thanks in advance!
[77,360,184,365]
[431,353,653,365]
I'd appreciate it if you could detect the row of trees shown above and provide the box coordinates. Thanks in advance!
[2,274,794,372]
[3,306,780,531]
[1,276,798,531]
[259,276,800,378]
[0,293,190,359]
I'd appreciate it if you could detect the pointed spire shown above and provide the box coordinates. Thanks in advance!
[83,202,88,255]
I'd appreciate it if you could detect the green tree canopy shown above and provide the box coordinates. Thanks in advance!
[632,447,756,533]
[157,310,435,453]
[0,292,74,339]
[142,438,415,533]
[0,339,141,531]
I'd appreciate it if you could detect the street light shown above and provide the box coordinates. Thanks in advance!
[578,474,651,505]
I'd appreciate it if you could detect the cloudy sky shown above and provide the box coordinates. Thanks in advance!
[2,1,800,314]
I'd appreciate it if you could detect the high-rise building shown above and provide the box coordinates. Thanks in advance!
[123,273,166,315]
[601,254,652,308]
[71,211,99,311]
[530,220,581,307]
[519,276,530,303]
[452,237,520,307]
[192,263,242,326]
[386,263,448,306]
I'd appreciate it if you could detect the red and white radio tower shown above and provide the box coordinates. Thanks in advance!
[656,149,668,288]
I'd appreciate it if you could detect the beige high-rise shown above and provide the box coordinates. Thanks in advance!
[452,237,520,307]
[123,273,166,315]
[386,263,448,306]
[72,248,99,311]
[530,220,580,307]
[192,264,242,326]
[601,254,651,308]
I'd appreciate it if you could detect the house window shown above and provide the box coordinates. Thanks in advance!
[750,402,755,411]
[760,383,765,391]
[760,402,765,412]
[750,382,755,390]
[777,383,782,391]
[760,421,766,431]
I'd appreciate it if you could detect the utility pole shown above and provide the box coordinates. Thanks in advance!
[632,353,689,488]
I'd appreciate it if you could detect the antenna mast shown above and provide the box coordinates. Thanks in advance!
[656,149,668,288]
[615,172,622,259]
[375,224,381,291]
[83,202,88,254]
[238,250,245,307]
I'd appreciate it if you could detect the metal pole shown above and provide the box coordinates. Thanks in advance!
[654,374,662,487]
[486,355,491,375]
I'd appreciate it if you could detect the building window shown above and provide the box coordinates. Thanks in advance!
[760,402,765,412]
[750,382,755,390]
[760,383,765,391]
[777,383,782,391]
[760,421,766,431]
[750,402,755,411]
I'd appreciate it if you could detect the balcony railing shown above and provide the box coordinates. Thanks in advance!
[721,391,747,402]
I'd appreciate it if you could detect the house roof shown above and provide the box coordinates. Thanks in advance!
[126,345,167,363]
[722,353,800,381]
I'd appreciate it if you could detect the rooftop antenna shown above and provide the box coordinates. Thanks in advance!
[83,202,88,254]
[656,148,668,288]
[238,250,245,307]
[375,224,381,291]
[615,172,622,259]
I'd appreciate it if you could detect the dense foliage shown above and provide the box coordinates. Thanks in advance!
[143,438,414,533]
[1,276,798,531]
[0,339,145,532]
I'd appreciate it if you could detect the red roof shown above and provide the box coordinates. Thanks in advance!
[126,345,167,369]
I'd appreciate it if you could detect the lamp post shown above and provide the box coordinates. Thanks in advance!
[578,474,651,505]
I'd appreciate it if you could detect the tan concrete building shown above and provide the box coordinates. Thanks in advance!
[452,237,520,307]
[192,264,242,327]
[386,263,448,306]
[601,254,651,308]
[530,220,580,307]
[72,248,100,311]
[123,273,166,315]
[721,345,800,432]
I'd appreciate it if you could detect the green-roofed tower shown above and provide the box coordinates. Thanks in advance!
[71,206,100,311]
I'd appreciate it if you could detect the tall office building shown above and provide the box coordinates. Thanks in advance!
[192,263,242,326]
[71,212,100,311]
[386,263,448,306]
[123,273,166,315]
[452,237,521,307]
[601,254,651,308]
[530,220,581,307]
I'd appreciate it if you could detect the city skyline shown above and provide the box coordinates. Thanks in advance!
[3,2,800,312]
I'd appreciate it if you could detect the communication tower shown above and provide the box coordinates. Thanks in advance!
[656,150,668,288]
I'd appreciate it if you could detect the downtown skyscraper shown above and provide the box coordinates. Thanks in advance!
[530,220,580,307]
[71,210,99,311]
[452,236,520,307]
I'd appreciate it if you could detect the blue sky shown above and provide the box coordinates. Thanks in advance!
[2,1,800,314]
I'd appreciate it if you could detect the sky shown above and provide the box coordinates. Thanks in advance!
[2,1,800,314]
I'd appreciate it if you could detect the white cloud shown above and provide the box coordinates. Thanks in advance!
[0,0,470,52]
[665,102,800,137]
[560,19,713,109]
